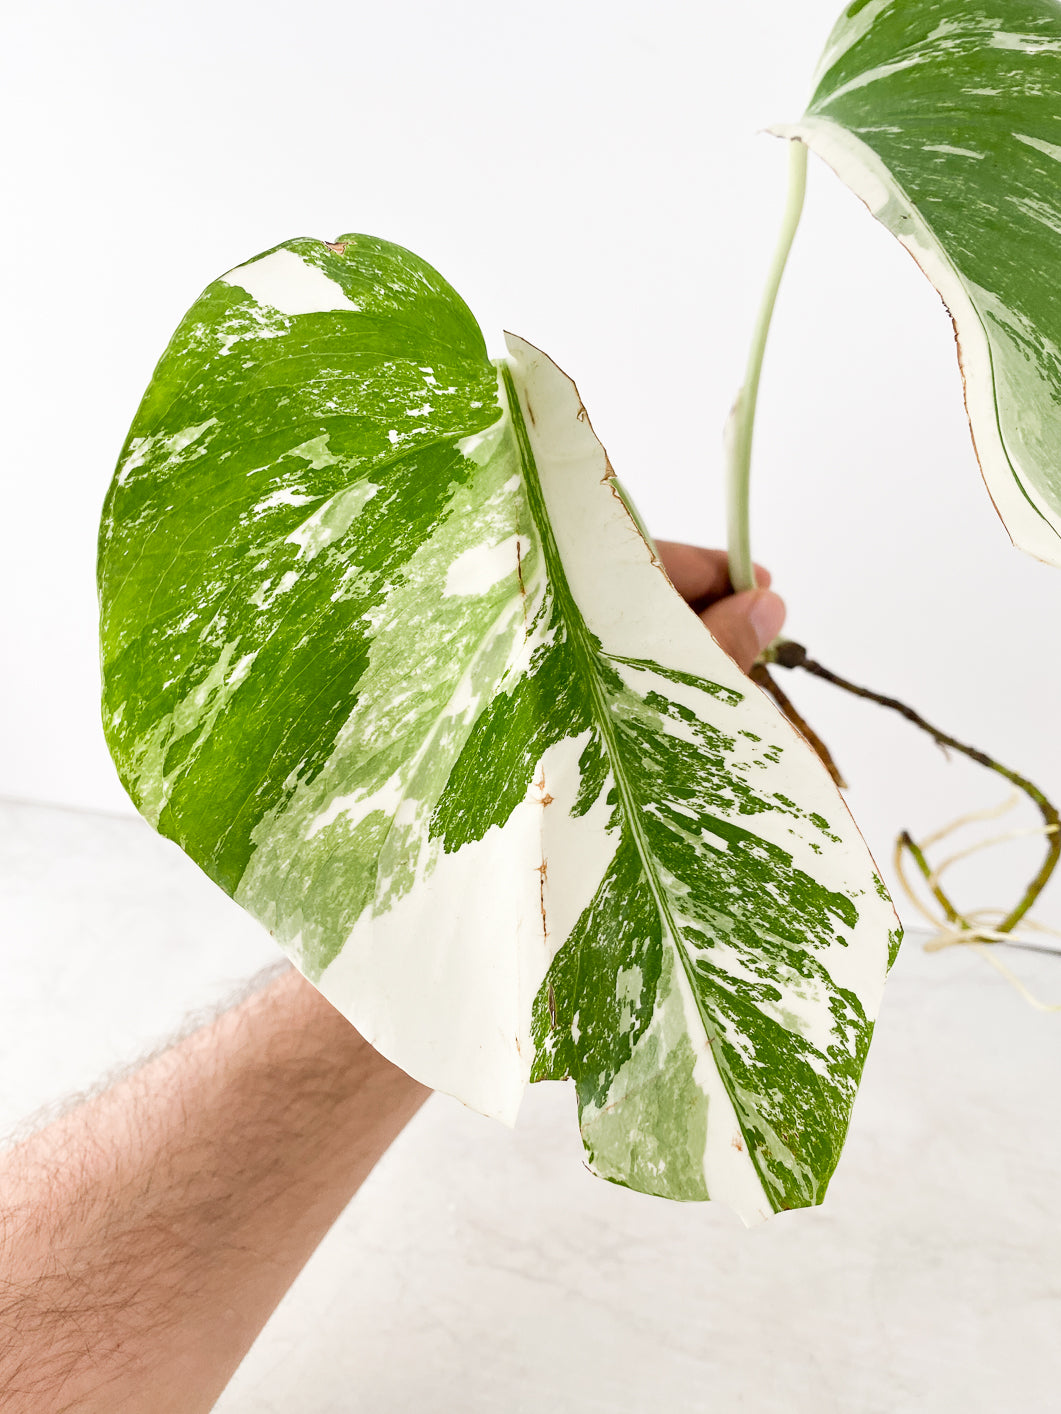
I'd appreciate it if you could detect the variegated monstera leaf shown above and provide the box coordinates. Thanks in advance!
[99,236,898,1222]
[779,0,1061,566]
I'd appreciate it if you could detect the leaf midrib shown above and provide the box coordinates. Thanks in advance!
[499,361,766,1205]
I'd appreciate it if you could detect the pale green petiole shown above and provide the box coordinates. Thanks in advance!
[726,138,808,595]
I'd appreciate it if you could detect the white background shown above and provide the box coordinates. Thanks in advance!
[3,0,1059,917]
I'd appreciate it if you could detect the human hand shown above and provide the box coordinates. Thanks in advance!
[655,541,786,675]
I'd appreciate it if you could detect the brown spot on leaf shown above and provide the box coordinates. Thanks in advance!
[536,775,550,939]
[515,536,529,635]
[324,240,348,254]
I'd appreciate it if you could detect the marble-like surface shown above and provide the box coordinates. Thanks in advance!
[2,798,1059,1412]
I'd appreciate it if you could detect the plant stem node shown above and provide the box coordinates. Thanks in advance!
[773,640,808,670]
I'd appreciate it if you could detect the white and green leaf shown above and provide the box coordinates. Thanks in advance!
[776,0,1061,565]
[99,236,899,1221]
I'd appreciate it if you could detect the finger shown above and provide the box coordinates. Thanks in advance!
[656,542,729,601]
[656,541,772,606]
[700,589,786,675]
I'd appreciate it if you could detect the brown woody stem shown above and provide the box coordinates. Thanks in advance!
[771,640,1060,935]
[750,663,847,789]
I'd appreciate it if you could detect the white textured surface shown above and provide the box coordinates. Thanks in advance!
[2,798,1060,1412]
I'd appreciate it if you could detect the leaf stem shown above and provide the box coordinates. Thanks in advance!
[774,642,1061,934]
[749,662,847,789]
[896,829,964,925]
[726,139,808,595]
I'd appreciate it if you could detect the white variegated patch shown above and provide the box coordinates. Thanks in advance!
[222,248,362,315]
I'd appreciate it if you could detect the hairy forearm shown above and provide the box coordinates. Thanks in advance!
[0,966,429,1412]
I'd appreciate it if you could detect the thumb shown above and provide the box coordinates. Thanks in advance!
[700,589,786,674]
